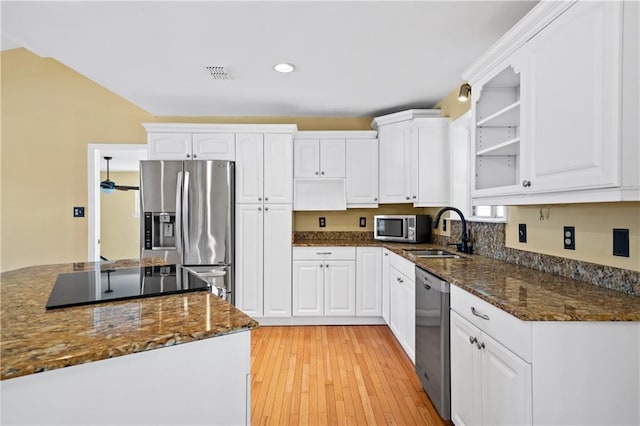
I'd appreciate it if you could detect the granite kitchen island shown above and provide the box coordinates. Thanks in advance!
[1,259,258,425]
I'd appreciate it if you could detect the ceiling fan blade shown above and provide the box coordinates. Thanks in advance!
[115,185,140,191]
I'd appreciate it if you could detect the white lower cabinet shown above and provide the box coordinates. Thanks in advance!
[324,261,356,316]
[292,261,324,316]
[381,249,391,323]
[450,311,532,426]
[387,250,416,363]
[235,204,292,318]
[355,247,382,316]
[450,285,640,426]
[292,247,356,317]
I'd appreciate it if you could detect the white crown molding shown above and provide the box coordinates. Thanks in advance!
[462,0,577,84]
[141,123,298,134]
[294,130,377,139]
[370,109,442,129]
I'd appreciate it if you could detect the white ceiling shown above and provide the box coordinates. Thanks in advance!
[1,1,537,117]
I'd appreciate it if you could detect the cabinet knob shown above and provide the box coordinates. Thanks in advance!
[412,195,417,199]
[193,154,197,159]
[258,197,262,201]
[384,253,388,256]
[186,154,191,158]
[265,207,269,211]
[477,341,486,350]
[469,336,477,345]
[265,197,269,201]
[258,207,262,211]
[321,171,325,176]
[405,196,410,200]
[374,197,378,202]
[522,180,532,188]
[315,171,319,175]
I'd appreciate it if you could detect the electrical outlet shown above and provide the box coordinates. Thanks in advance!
[518,224,527,243]
[319,217,326,228]
[563,226,575,250]
[613,228,629,257]
[443,219,447,232]
[73,207,85,218]
[359,217,366,228]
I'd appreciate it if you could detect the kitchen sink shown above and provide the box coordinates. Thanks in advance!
[405,249,462,259]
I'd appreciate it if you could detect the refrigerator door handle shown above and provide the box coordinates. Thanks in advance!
[182,171,191,252]
[175,171,184,256]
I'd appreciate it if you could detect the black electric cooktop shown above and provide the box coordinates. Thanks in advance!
[45,265,210,310]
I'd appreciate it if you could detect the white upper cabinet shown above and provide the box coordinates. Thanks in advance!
[236,132,293,204]
[319,139,346,178]
[377,121,411,203]
[411,118,450,206]
[524,0,621,193]
[235,133,264,204]
[264,133,294,204]
[192,133,235,160]
[471,57,525,198]
[346,136,379,207]
[147,133,192,160]
[294,135,346,178]
[148,132,234,160]
[372,110,450,205]
[463,0,638,204]
[293,139,320,178]
[293,131,376,211]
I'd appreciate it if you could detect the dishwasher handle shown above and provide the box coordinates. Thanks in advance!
[415,267,450,294]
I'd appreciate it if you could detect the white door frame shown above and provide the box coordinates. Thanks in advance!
[87,144,147,262]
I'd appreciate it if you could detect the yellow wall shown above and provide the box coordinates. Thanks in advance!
[506,203,640,271]
[99,171,140,260]
[0,48,372,271]
[1,49,154,272]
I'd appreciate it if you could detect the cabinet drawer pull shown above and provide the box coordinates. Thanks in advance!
[471,306,490,320]
[316,252,332,255]
[477,341,485,350]
[522,180,532,188]
[469,336,477,345]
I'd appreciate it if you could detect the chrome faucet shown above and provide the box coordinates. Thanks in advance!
[433,207,473,254]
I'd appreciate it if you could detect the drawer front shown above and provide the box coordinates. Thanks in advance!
[293,246,356,261]
[388,251,415,279]
[451,285,531,362]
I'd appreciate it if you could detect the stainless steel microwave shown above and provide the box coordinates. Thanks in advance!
[373,215,431,243]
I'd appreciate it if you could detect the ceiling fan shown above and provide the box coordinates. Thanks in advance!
[100,156,139,193]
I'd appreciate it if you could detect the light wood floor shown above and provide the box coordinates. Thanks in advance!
[251,325,449,426]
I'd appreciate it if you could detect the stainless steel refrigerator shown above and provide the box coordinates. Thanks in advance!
[140,160,234,303]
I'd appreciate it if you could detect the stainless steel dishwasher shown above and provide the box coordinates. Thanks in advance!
[415,266,450,421]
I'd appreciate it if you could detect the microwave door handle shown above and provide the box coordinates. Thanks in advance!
[404,218,409,239]
[175,171,183,256]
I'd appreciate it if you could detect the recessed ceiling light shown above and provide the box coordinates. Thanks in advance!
[274,63,295,73]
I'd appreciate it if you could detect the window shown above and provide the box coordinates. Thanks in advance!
[472,205,506,220]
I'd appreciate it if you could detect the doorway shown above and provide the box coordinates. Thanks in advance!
[88,144,147,262]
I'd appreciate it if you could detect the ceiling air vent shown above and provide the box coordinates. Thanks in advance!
[206,66,230,80]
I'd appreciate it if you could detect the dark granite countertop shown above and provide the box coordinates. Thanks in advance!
[293,238,640,322]
[0,259,258,380]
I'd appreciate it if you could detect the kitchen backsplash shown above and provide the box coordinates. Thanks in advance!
[294,222,639,296]
[434,221,639,297]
